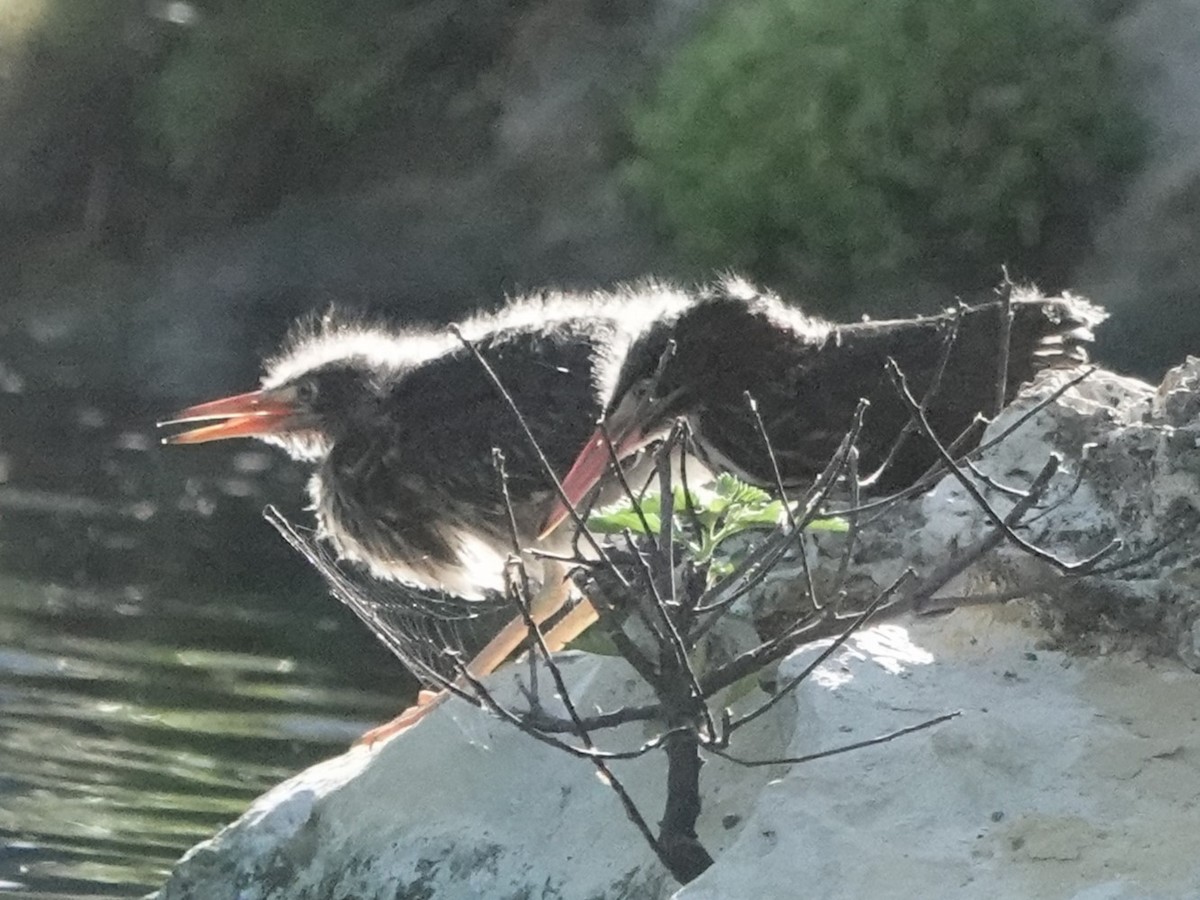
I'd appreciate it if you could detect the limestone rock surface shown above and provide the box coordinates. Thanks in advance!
[157,360,1200,899]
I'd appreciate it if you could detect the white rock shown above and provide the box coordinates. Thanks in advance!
[159,610,1200,899]
[156,652,791,900]
[757,360,1200,664]
[158,360,1200,898]
[682,609,1200,900]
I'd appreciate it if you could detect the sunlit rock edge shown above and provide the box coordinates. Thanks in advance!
[155,358,1200,900]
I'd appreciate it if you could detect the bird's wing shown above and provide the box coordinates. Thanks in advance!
[322,317,614,591]
[694,293,1101,492]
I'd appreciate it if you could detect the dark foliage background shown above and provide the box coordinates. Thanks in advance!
[0,0,1178,404]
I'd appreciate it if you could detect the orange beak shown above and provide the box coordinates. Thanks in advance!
[157,389,297,444]
[539,424,649,539]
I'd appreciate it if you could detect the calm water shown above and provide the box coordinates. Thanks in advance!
[0,324,418,897]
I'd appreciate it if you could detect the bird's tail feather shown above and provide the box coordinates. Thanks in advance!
[1009,289,1107,373]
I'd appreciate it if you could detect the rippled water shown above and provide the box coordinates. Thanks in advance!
[0,325,418,896]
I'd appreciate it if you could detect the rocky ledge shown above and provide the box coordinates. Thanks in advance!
[157,359,1200,899]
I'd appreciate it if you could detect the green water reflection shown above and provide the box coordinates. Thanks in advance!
[0,572,412,896]
[0,318,423,896]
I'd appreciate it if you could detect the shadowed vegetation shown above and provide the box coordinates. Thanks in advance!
[626,0,1146,311]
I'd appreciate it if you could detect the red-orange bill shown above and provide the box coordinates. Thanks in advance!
[539,426,645,538]
[158,389,294,444]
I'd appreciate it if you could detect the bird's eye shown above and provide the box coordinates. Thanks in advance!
[296,380,319,405]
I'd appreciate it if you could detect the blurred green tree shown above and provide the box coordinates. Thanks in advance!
[0,0,152,249]
[0,0,428,249]
[626,0,1147,311]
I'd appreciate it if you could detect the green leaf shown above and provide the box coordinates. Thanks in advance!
[714,472,773,506]
[587,476,849,549]
[707,559,736,585]
[587,508,661,535]
[635,494,662,518]
[805,515,850,533]
[565,628,622,657]
[672,485,703,511]
[725,499,786,528]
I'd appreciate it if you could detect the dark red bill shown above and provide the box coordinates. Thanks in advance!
[539,425,647,538]
[157,389,295,444]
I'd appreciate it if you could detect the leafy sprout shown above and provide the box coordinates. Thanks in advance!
[588,473,847,584]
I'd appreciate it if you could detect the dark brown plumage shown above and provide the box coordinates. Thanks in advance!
[164,277,1104,592]
[161,302,632,596]
[547,279,1105,529]
[308,318,614,596]
[159,289,705,738]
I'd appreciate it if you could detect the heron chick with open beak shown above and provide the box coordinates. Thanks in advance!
[159,287,694,740]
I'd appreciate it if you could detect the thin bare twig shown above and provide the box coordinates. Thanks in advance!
[617,540,714,743]
[745,392,797,533]
[693,401,868,619]
[520,701,662,733]
[886,359,1118,573]
[994,275,1014,418]
[621,528,671,648]
[466,684,678,764]
[576,566,663,687]
[1084,507,1200,576]
[482,447,690,874]
[833,445,861,598]
[971,367,1096,461]
[915,588,1051,615]
[964,459,1028,499]
[1023,456,1090,525]
[492,448,556,708]
[847,367,1097,524]
[656,431,678,607]
[744,390,822,612]
[861,304,962,488]
[599,422,658,551]
[652,444,718,741]
[707,711,961,767]
[676,420,706,538]
[450,659,673,872]
[720,569,914,731]
[264,505,485,706]
[905,455,1063,612]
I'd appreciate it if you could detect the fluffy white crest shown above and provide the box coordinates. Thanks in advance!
[263,313,456,389]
